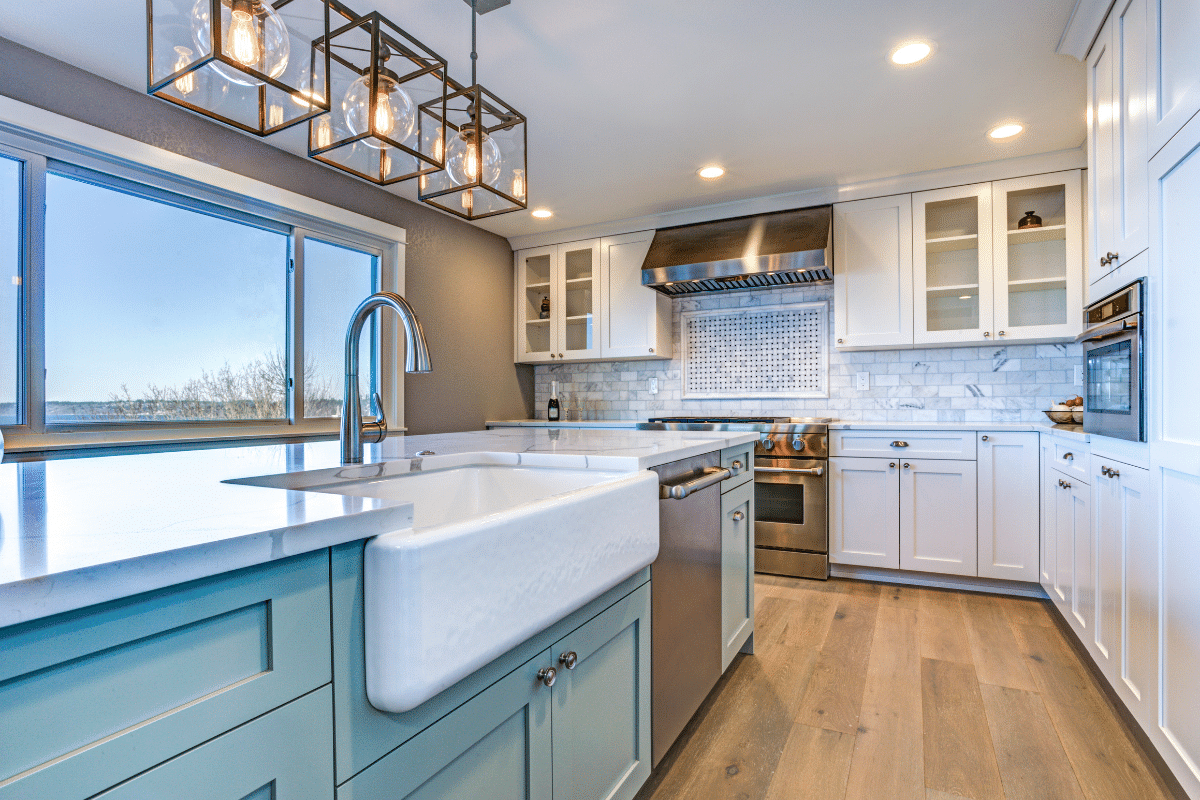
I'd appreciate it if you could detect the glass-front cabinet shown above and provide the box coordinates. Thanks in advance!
[910,171,1083,346]
[515,240,601,362]
[913,183,995,344]
[991,173,1084,342]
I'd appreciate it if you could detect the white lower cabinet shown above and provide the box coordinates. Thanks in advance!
[1092,459,1156,723]
[829,457,899,569]
[977,433,1041,582]
[899,459,977,576]
[1050,471,1092,635]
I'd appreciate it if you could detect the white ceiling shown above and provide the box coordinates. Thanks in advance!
[0,0,1086,240]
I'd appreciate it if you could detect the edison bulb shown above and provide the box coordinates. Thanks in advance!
[512,168,526,201]
[446,127,501,186]
[314,116,332,149]
[173,46,196,96]
[343,73,414,149]
[192,0,290,87]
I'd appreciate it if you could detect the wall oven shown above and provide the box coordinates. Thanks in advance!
[1078,279,1144,442]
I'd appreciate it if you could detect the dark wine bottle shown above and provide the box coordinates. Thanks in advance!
[547,380,560,421]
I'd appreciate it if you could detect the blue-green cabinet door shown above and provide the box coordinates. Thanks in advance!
[338,651,554,800]
[91,686,333,800]
[721,479,755,671]
[550,582,651,800]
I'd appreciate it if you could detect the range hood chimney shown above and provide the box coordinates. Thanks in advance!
[640,205,832,295]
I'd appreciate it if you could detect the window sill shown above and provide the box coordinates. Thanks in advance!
[1,424,407,459]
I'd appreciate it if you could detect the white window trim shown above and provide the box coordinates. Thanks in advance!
[0,94,409,453]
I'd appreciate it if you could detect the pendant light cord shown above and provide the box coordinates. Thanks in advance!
[470,0,478,86]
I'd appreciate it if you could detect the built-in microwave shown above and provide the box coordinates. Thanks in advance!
[1077,279,1144,442]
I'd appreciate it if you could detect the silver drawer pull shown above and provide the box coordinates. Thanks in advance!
[732,511,745,522]
[755,466,825,477]
[660,467,733,500]
[891,441,909,448]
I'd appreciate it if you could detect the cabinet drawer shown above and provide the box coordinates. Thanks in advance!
[0,551,331,800]
[831,430,977,460]
[721,444,754,491]
[1052,440,1090,483]
[94,686,333,800]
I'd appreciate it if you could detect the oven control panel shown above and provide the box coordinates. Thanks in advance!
[756,432,827,458]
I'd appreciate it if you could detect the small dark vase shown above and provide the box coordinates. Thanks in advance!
[1017,210,1042,229]
[539,296,550,319]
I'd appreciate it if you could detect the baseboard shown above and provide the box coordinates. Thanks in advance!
[1041,602,1192,800]
[829,564,1048,598]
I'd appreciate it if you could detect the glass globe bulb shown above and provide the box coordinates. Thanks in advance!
[343,73,415,149]
[192,0,290,87]
[446,127,501,186]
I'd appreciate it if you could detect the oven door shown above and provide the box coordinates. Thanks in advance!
[753,457,828,552]
[1082,324,1143,441]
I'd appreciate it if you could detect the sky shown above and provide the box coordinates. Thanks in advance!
[1,163,375,419]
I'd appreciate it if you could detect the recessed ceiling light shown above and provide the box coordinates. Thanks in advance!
[531,208,553,219]
[891,41,933,65]
[989,123,1024,139]
[698,165,726,180]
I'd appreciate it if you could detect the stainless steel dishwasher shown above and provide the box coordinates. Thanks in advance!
[649,452,732,765]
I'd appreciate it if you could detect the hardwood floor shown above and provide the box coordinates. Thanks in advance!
[636,576,1176,800]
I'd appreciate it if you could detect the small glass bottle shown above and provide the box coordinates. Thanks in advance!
[547,380,560,422]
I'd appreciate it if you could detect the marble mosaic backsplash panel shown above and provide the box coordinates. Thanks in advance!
[533,284,1083,424]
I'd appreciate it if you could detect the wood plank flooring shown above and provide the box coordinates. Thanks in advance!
[635,576,1177,800]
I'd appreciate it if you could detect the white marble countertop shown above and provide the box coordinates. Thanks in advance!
[487,419,639,429]
[0,428,756,628]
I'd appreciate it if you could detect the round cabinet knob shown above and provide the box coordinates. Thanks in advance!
[731,460,744,472]
[998,331,1006,337]
[889,462,896,468]
[537,667,557,687]
[761,438,775,451]
[649,347,654,353]
[1064,452,1074,461]
[558,651,578,670]
[732,511,745,522]
[981,435,989,442]
[837,338,844,344]
[1107,251,1119,264]
[903,462,911,469]
[984,331,991,338]
[1111,468,1120,478]
[550,353,556,359]
[559,353,565,358]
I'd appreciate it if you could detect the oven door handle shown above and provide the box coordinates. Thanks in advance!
[755,465,825,477]
[660,467,733,500]
[1076,317,1138,343]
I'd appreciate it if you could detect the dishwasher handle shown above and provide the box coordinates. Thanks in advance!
[755,465,825,477]
[660,467,733,500]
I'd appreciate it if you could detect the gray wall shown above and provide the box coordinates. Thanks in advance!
[0,36,533,435]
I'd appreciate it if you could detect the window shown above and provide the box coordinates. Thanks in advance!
[44,174,289,423]
[0,156,19,425]
[0,126,399,450]
[302,237,378,419]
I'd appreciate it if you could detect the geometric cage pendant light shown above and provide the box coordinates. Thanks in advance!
[418,0,528,220]
[307,6,450,185]
[147,0,334,136]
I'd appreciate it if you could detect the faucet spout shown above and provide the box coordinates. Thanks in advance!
[341,291,432,464]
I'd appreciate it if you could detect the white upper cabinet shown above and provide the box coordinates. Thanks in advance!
[1089,0,1150,295]
[913,183,995,345]
[598,232,672,361]
[514,236,670,365]
[1148,0,1200,155]
[991,172,1085,343]
[833,194,914,350]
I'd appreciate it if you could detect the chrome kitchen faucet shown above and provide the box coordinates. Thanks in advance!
[340,292,432,464]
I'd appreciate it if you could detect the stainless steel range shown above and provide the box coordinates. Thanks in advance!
[638,416,831,580]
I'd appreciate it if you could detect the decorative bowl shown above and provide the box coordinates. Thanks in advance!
[1044,409,1074,424]
[1072,408,1083,423]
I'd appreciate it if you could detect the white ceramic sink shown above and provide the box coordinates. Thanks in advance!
[230,461,660,713]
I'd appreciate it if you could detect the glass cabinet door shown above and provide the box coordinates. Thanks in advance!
[913,183,994,344]
[557,239,602,360]
[518,245,555,360]
[991,172,1084,342]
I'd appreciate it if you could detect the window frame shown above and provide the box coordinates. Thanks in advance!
[0,123,405,453]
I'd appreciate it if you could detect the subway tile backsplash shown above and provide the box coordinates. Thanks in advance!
[533,284,1082,423]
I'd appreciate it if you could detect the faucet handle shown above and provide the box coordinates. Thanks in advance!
[363,392,388,444]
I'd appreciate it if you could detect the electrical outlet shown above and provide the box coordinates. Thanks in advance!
[856,372,870,391]
[1074,365,1084,387]
[649,377,659,394]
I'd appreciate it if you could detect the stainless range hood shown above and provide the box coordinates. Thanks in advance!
[640,205,832,296]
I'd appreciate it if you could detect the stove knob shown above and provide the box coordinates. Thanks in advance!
[792,437,806,451]
[761,438,775,451]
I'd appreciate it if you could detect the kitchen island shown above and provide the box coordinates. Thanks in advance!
[0,427,757,800]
